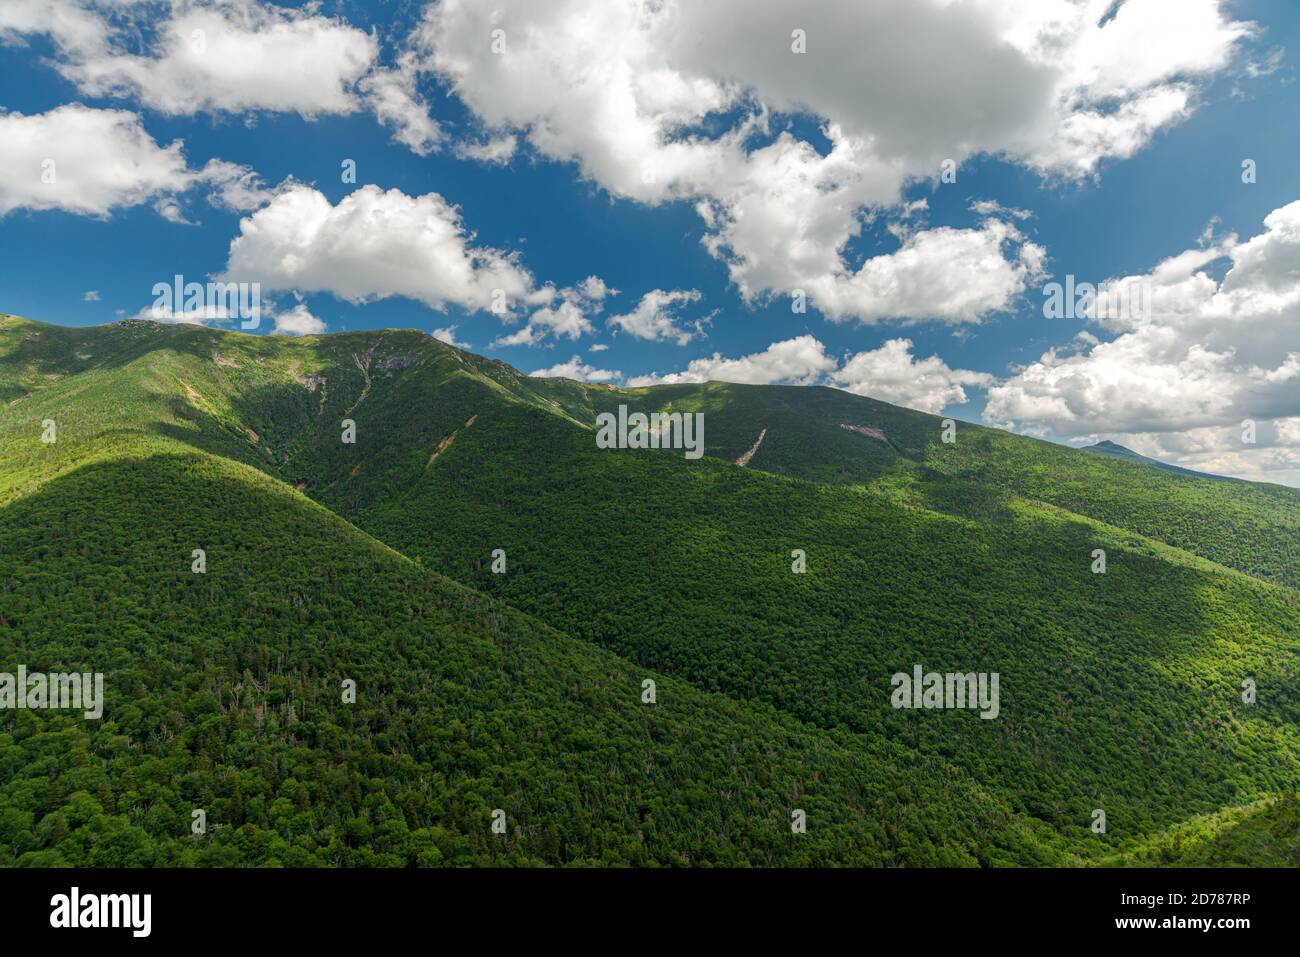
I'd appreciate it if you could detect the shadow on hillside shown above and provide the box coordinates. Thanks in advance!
[5,408,1298,861]
[314,399,1300,847]
[27,327,1283,848]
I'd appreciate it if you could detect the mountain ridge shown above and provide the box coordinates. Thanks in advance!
[2,313,1298,866]
[1082,439,1238,483]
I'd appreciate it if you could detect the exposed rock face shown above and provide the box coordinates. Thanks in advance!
[840,423,888,443]
[427,414,478,467]
[287,360,326,392]
[735,428,767,467]
[377,354,417,373]
[115,319,161,331]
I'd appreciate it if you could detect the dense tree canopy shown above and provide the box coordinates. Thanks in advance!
[1,314,1296,867]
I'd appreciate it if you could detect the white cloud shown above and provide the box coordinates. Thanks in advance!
[200,159,277,213]
[802,220,1046,324]
[491,280,616,347]
[0,0,105,53]
[0,104,194,217]
[453,134,518,165]
[608,289,704,344]
[624,333,994,412]
[132,303,231,327]
[129,292,319,335]
[361,55,443,156]
[431,326,469,349]
[153,196,195,225]
[7,0,378,118]
[529,356,622,383]
[221,184,536,315]
[0,2,465,159]
[578,276,615,301]
[493,300,591,347]
[830,339,996,413]
[272,303,326,336]
[220,183,618,345]
[414,0,1250,324]
[0,103,271,220]
[986,200,1300,484]
[627,335,837,387]
[970,199,1033,221]
[81,290,100,302]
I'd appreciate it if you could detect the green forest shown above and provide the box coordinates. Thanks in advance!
[1,313,1297,867]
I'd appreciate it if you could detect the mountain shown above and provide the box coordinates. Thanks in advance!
[2,313,1298,867]
[1081,439,1237,482]
[578,382,1300,589]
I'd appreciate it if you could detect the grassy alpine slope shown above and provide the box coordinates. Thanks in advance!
[1,313,1297,866]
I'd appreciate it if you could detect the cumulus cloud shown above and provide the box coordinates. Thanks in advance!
[271,302,326,336]
[491,280,616,347]
[830,339,997,413]
[529,356,622,383]
[970,199,1033,221]
[221,184,537,315]
[2,0,378,118]
[493,300,591,347]
[986,200,1300,484]
[804,220,1046,324]
[0,104,194,217]
[0,103,263,220]
[578,276,614,301]
[200,159,278,213]
[1,0,453,154]
[453,134,519,165]
[431,326,470,349]
[608,289,704,344]
[0,0,104,52]
[412,0,1250,324]
[219,183,619,347]
[361,55,443,156]
[154,196,195,225]
[627,335,838,387]
[131,303,232,327]
[626,333,994,412]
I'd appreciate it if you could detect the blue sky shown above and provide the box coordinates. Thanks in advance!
[3,0,1300,484]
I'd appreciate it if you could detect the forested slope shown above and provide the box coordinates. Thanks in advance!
[316,385,1300,854]
[2,313,1298,867]
[1102,795,1300,867]
[577,382,1300,590]
[0,319,1069,867]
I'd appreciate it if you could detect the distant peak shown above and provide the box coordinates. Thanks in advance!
[1082,438,1235,482]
